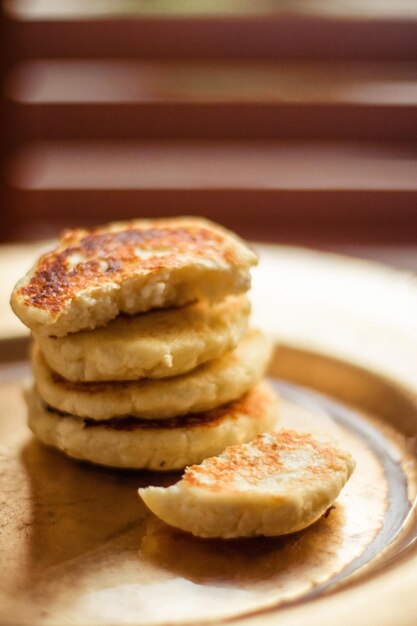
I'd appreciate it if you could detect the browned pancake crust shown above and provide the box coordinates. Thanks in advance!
[184,430,340,491]
[44,383,274,431]
[17,219,247,316]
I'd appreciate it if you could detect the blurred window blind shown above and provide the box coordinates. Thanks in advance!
[1,0,417,243]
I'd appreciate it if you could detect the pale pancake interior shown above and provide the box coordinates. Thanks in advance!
[34,296,250,382]
[32,329,273,420]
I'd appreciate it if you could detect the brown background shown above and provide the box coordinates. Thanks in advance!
[1,1,416,252]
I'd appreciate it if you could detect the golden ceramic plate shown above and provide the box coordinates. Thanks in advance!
[1,244,417,626]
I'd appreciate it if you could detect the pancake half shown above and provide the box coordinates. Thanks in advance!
[32,329,272,420]
[139,429,355,537]
[26,383,279,470]
[11,217,257,337]
[34,296,250,382]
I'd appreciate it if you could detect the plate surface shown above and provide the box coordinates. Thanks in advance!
[1,244,417,626]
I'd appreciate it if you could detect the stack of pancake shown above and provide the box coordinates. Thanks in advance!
[11,217,279,470]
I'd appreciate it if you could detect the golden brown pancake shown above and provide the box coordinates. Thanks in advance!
[26,383,279,470]
[139,429,355,537]
[11,217,257,336]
